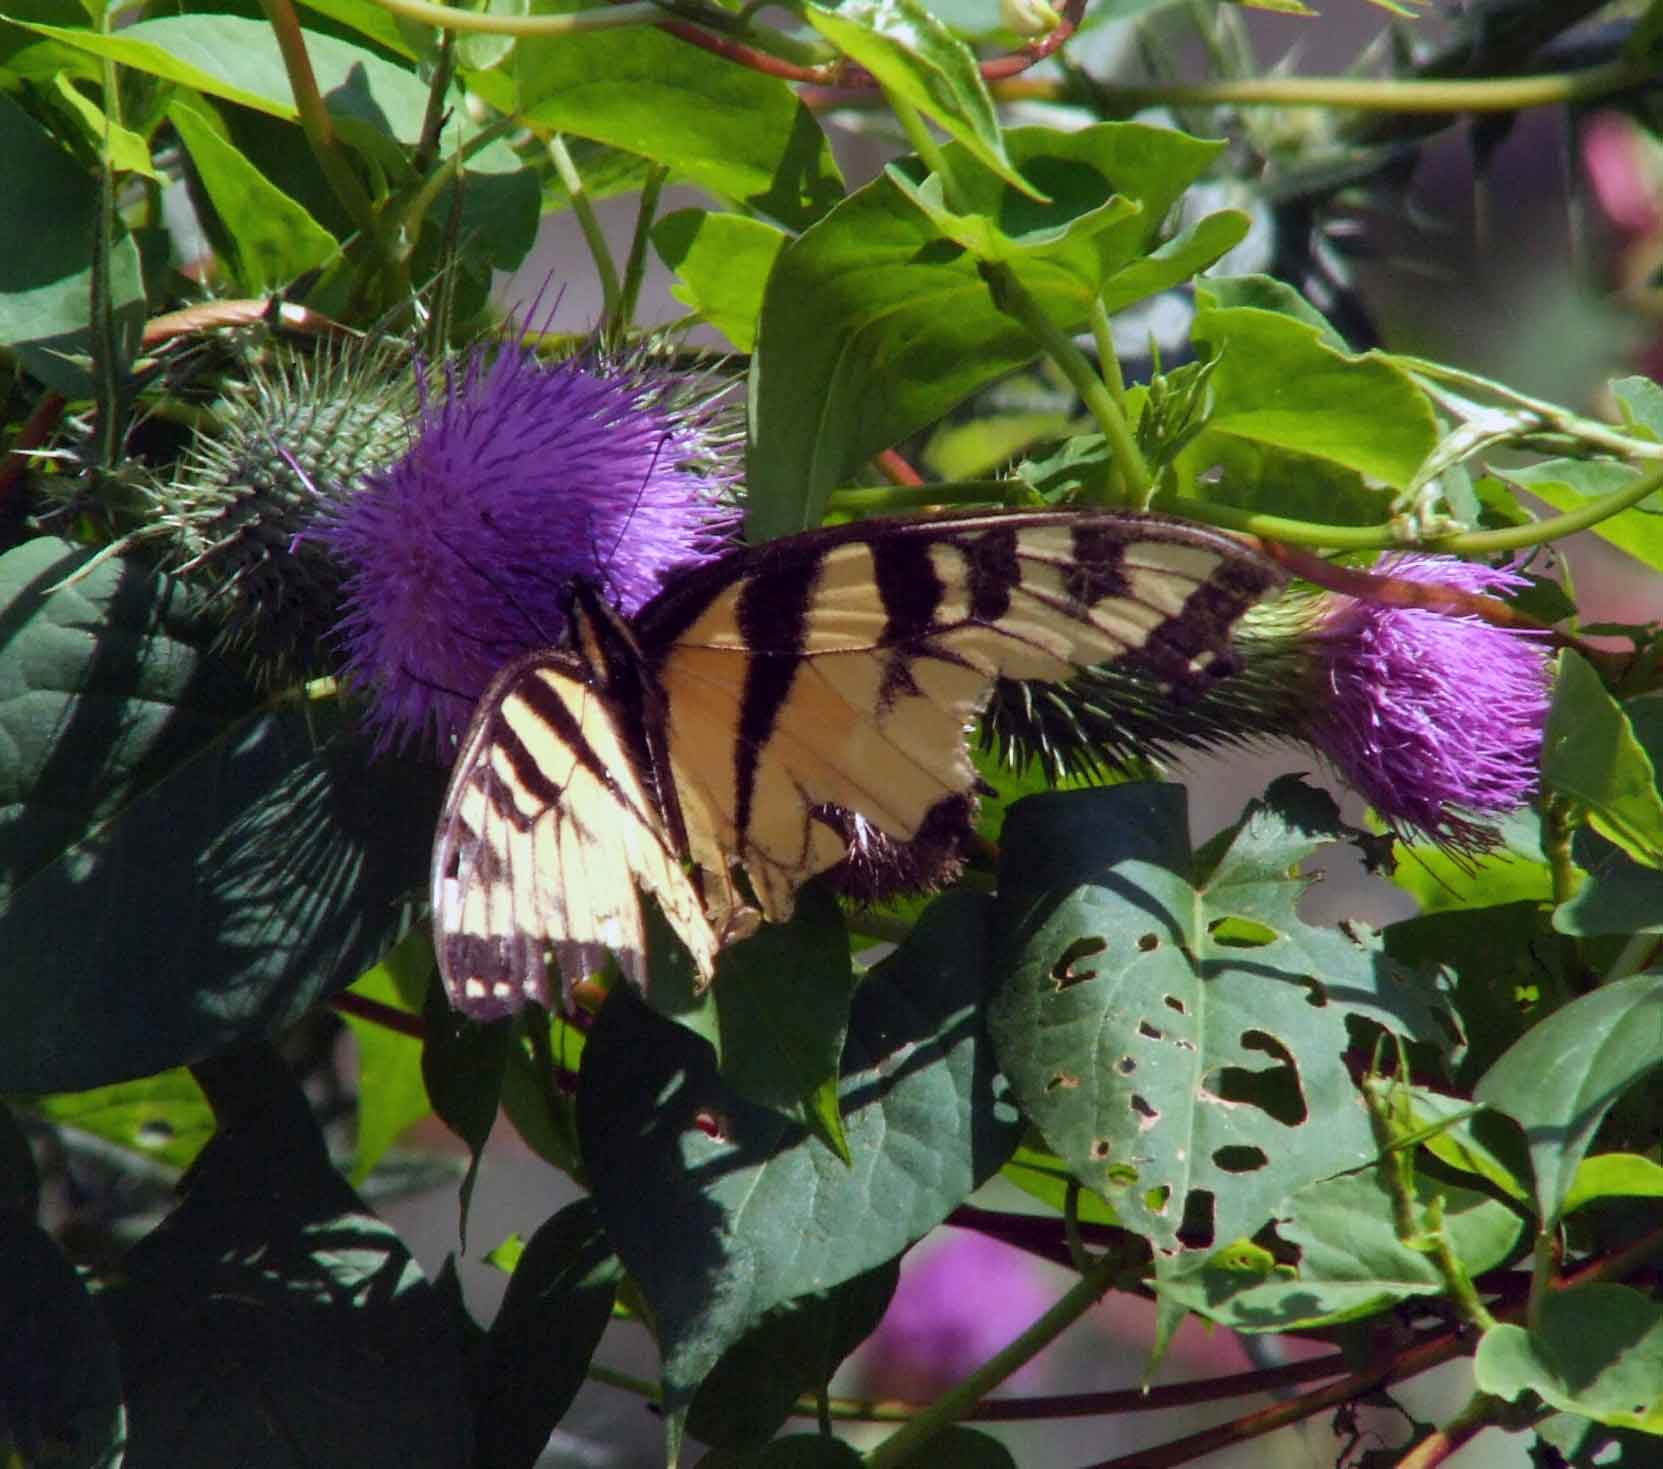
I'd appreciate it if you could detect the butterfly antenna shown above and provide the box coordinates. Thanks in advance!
[587,428,674,610]
[432,518,564,649]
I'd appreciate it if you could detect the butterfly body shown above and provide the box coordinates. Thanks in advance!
[432,509,1286,1018]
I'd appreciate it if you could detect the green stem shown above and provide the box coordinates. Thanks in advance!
[1088,298,1126,410]
[824,481,1034,516]
[549,134,621,324]
[258,0,379,240]
[374,0,663,34]
[1166,458,1663,554]
[863,1254,1117,1469]
[888,93,960,211]
[981,261,1150,506]
[1072,58,1655,115]
[1541,794,1582,912]
[1410,361,1663,463]
[1394,1392,1513,1469]
[1527,1229,1556,1334]
[1423,1197,1497,1332]
[587,1362,660,1400]
[615,163,668,336]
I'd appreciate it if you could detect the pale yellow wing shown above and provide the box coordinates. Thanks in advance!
[431,651,718,1017]
[637,512,1282,924]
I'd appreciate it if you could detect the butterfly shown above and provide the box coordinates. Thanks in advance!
[430,509,1285,1018]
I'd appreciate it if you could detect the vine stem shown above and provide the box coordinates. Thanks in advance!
[1165,458,1663,555]
[862,1253,1118,1468]
[549,135,621,324]
[372,0,664,35]
[1393,1393,1522,1469]
[257,0,378,240]
[988,58,1658,115]
[1076,1223,1663,1469]
[329,990,425,1039]
[980,262,1151,506]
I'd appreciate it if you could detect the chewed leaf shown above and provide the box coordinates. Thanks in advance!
[989,777,1454,1254]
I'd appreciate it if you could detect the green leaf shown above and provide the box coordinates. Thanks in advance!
[804,0,1027,196]
[716,886,858,1114]
[747,122,1224,537]
[168,97,339,294]
[100,1053,469,1467]
[1556,829,1663,936]
[1389,809,1552,914]
[987,777,1453,1252]
[421,985,509,1249]
[687,1262,899,1452]
[1196,273,1348,348]
[1178,285,1440,493]
[24,16,431,136]
[498,1010,585,1178]
[1543,652,1663,870]
[0,540,442,1092]
[340,929,433,1184]
[51,70,162,182]
[1000,1142,1120,1227]
[653,209,787,353]
[1474,972,1663,1227]
[1385,901,1563,1084]
[884,157,1137,260]
[1476,1284,1663,1431]
[516,32,841,232]
[1509,460,1663,573]
[1562,1152,1663,1216]
[0,92,145,383]
[579,892,1020,1410]
[1386,1084,1532,1208]
[27,1068,216,1174]
[1097,209,1250,315]
[1159,1168,1523,1331]
[1613,375,1663,440]
[455,0,524,73]
[0,1214,125,1469]
[1537,1411,1663,1466]
[472,1198,621,1469]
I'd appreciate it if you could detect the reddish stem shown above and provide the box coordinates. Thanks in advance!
[330,990,426,1039]
[0,390,65,508]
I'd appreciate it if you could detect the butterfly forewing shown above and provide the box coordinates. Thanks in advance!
[638,511,1284,927]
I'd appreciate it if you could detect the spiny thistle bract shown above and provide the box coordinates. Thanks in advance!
[137,339,421,683]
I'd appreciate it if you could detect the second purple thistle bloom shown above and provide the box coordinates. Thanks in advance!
[1296,553,1553,849]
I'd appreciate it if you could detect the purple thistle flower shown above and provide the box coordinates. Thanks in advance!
[1301,554,1552,847]
[852,1229,1053,1399]
[321,344,740,755]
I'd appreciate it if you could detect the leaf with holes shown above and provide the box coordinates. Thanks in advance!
[987,776,1453,1254]
[1157,1167,1523,1331]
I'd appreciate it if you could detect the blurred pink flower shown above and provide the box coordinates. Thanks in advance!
[855,1229,1054,1400]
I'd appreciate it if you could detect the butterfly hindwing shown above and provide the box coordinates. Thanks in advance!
[431,649,716,1017]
